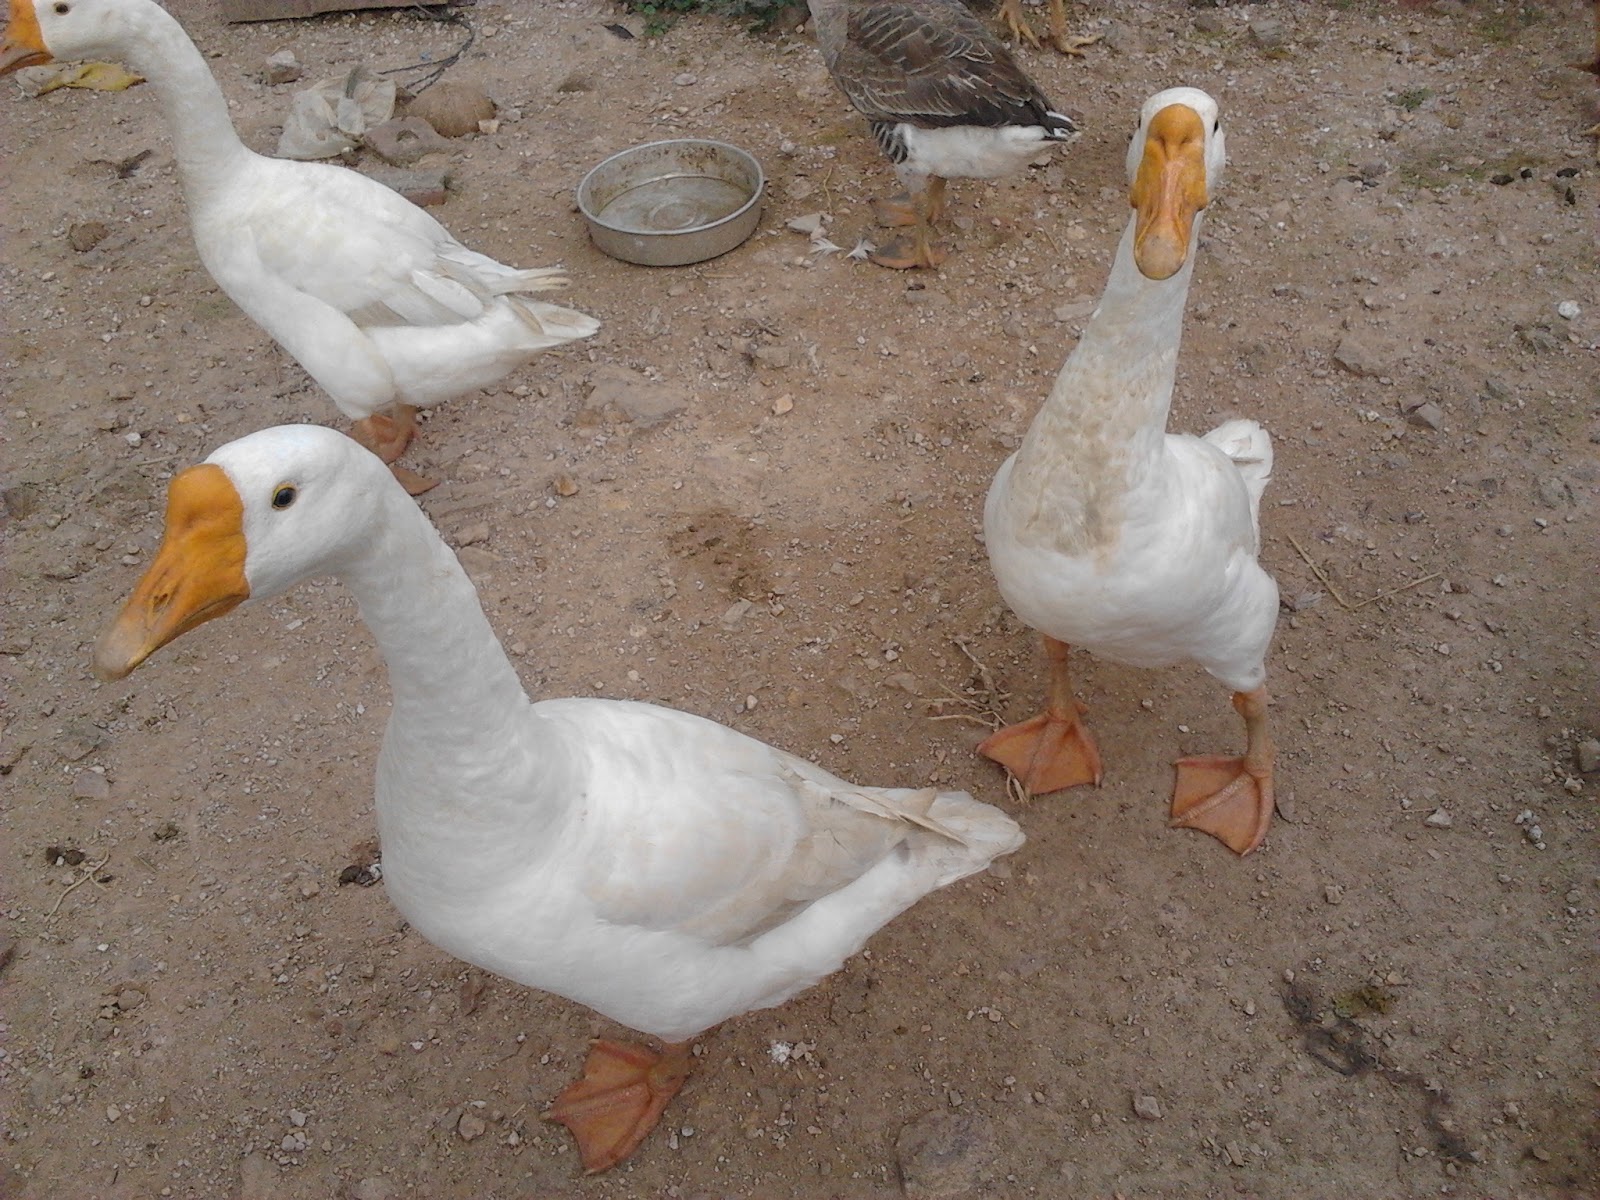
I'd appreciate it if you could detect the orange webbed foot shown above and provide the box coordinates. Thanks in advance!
[978,703,1103,795]
[868,234,948,271]
[349,413,414,465]
[389,464,439,495]
[1170,754,1274,855]
[545,1039,694,1174]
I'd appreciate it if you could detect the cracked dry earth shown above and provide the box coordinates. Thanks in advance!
[1,1,1597,1197]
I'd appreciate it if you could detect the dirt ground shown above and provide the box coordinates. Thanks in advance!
[2,0,1597,1196]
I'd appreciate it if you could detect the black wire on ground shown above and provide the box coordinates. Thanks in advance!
[379,3,476,95]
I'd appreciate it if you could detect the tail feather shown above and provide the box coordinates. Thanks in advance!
[505,295,601,344]
[914,788,1025,889]
[1204,418,1273,530]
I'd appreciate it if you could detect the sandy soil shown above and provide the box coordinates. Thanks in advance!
[2,0,1598,1197]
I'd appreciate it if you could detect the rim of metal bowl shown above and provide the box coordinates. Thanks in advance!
[576,138,765,237]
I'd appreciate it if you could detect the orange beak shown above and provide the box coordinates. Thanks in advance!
[94,464,251,681]
[1129,103,1209,281]
[0,0,52,76]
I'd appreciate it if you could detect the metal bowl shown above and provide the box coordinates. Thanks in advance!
[577,138,764,267]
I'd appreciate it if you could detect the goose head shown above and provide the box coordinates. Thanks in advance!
[1126,86,1226,282]
[95,426,390,681]
[0,0,151,75]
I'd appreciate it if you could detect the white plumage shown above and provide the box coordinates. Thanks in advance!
[2,0,597,466]
[981,87,1280,856]
[94,425,1022,1169]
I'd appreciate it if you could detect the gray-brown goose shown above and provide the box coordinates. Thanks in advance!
[808,0,1078,269]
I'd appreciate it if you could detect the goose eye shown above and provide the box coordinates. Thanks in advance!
[271,485,298,510]
[54,2,70,12]
[1213,119,1222,133]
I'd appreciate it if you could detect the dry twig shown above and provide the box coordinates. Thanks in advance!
[46,850,112,918]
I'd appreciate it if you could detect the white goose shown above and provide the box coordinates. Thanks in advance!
[94,425,1024,1173]
[0,0,598,494]
[981,87,1280,856]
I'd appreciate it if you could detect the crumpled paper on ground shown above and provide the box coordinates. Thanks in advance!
[276,66,395,160]
[12,61,144,97]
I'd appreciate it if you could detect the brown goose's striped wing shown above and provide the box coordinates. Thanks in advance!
[827,0,1063,130]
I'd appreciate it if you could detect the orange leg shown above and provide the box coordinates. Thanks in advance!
[545,1039,694,1174]
[349,404,438,495]
[869,179,949,271]
[1045,0,1101,56]
[978,636,1103,794]
[997,0,1100,56]
[1170,686,1275,856]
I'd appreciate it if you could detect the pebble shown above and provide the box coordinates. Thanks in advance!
[298,879,320,899]
[67,221,110,253]
[362,166,450,208]
[105,1105,120,1122]
[1132,1094,1163,1121]
[116,987,145,1011]
[457,1111,487,1141]
[263,49,302,85]
[1323,884,1344,905]
[1404,400,1443,431]
[1576,739,1600,774]
[895,1109,996,1198]
[720,600,753,629]
[1249,15,1288,49]
[584,365,690,427]
[673,72,697,87]
[1424,808,1453,828]
[1332,334,1389,379]
[72,771,111,801]
[1556,301,1580,320]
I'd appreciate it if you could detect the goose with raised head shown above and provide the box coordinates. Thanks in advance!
[980,87,1280,856]
[806,0,1078,269]
[0,0,598,494]
[94,425,1024,1172]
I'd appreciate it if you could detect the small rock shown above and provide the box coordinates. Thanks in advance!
[1516,325,1559,352]
[55,720,105,763]
[1403,400,1443,431]
[1193,11,1228,35]
[552,473,579,498]
[456,1111,487,1141]
[1424,808,1453,828]
[895,1109,996,1198]
[1225,1140,1248,1167]
[362,166,450,208]
[720,600,753,629]
[299,878,320,899]
[1576,739,1600,774]
[263,49,302,85]
[364,116,450,166]
[116,987,145,1011]
[1356,160,1388,185]
[1534,476,1572,507]
[750,345,793,371]
[1132,1094,1163,1121]
[771,393,794,415]
[585,365,690,427]
[673,72,698,87]
[106,1104,120,1122]
[72,770,111,801]
[1249,15,1288,49]
[1323,884,1344,905]
[407,81,495,138]
[1556,300,1580,320]
[1333,335,1390,378]
[67,221,110,253]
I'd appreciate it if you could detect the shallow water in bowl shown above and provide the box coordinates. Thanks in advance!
[597,174,749,233]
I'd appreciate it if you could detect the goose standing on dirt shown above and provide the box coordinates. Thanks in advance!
[991,0,1100,57]
[981,87,1280,856]
[94,425,1024,1173]
[806,0,1078,269]
[0,0,598,494]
